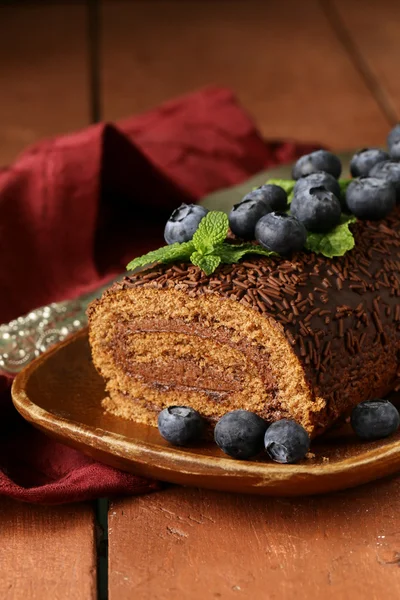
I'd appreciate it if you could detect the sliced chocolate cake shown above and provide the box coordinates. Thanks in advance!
[87,204,400,438]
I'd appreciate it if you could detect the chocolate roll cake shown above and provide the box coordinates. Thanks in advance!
[88,207,400,437]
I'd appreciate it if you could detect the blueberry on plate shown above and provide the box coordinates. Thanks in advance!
[387,123,400,148]
[345,177,395,220]
[264,419,310,464]
[241,184,288,212]
[164,204,209,245]
[158,406,205,446]
[290,186,341,233]
[350,148,389,178]
[351,399,400,441]
[369,160,400,199]
[293,171,341,203]
[214,410,268,459]
[229,198,269,239]
[255,212,307,254]
[292,150,342,180]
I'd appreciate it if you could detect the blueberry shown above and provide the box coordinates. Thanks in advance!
[351,399,400,441]
[369,160,400,200]
[241,185,288,212]
[292,150,342,180]
[290,186,341,233]
[345,177,395,220]
[164,204,209,245]
[264,419,310,464]
[293,171,341,200]
[255,212,307,254]
[387,123,400,148]
[389,140,400,161]
[350,148,389,178]
[158,406,205,446]
[229,198,269,239]
[214,410,268,459]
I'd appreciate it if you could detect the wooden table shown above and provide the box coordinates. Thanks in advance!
[2,1,400,598]
[3,480,400,599]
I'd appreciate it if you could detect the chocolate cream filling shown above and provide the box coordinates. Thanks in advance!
[107,316,280,410]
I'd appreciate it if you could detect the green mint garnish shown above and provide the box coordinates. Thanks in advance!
[127,177,358,276]
[216,243,275,264]
[305,214,357,258]
[192,210,229,254]
[126,211,274,275]
[190,252,222,274]
[126,241,195,271]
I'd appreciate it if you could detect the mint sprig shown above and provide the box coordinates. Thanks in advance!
[189,211,227,275]
[305,214,357,258]
[126,211,274,275]
[126,241,195,271]
[192,210,228,254]
[190,252,222,274]
[127,178,358,276]
[217,243,275,264]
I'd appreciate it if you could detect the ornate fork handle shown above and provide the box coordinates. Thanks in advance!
[0,278,118,375]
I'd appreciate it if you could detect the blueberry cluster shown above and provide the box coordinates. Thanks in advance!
[157,399,400,462]
[163,127,400,256]
[228,134,400,252]
[158,406,311,463]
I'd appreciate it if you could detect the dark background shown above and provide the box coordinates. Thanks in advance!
[0,0,398,167]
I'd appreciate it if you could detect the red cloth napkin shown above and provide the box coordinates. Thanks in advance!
[0,87,317,503]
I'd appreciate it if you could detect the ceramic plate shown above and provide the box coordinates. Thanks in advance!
[11,329,400,496]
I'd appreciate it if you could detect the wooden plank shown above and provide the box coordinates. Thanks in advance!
[0,2,90,166]
[101,0,388,149]
[0,498,97,600]
[109,479,400,599]
[332,0,400,123]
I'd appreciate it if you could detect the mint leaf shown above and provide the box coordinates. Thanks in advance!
[190,251,221,275]
[305,214,357,258]
[126,241,195,271]
[217,243,275,264]
[192,211,229,255]
[267,178,296,203]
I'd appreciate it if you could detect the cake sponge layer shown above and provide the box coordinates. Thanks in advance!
[88,286,326,434]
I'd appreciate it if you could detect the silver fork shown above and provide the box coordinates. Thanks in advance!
[0,277,119,375]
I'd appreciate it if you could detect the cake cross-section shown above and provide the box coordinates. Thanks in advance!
[88,207,400,438]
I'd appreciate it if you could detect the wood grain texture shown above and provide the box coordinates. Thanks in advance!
[0,498,96,600]
[0,2,89,166]
[101,0,389,149]
[109,482,400,600]
[333,0,400,123]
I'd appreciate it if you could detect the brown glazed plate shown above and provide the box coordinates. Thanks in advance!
[11,328,400,496]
